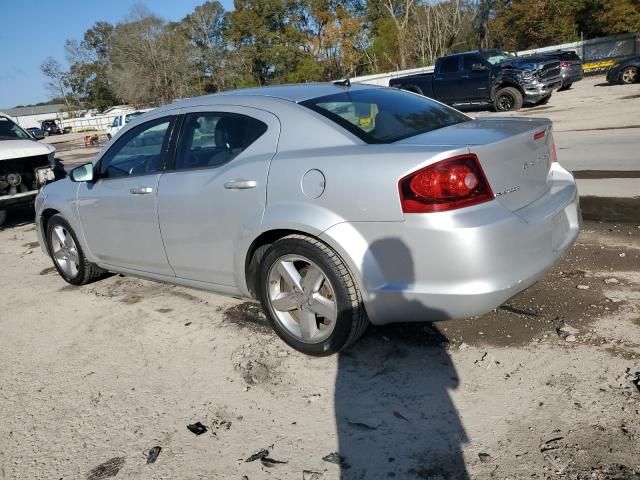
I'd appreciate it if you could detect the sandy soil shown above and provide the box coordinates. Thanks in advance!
[1,215,639,479]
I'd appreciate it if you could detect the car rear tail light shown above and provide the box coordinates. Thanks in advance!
[399,154,494,213]
[560,61,572,67]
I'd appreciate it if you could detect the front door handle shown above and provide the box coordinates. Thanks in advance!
[224,180,257,190]
[130,187,154,195]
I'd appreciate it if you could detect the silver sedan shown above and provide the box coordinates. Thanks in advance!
[35,83,580,355]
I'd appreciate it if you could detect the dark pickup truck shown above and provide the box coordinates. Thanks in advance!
[389,49,562,111]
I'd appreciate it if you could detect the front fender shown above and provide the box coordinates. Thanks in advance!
[37,180,94,260]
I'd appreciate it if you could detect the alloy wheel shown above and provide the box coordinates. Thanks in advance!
[50,225,80,278]
[497,93,515,111]
[266,254,337,344]
[622,68,638,84]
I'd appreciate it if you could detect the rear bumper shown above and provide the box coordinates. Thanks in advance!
[561,68,583,86]
[321,164,580,325]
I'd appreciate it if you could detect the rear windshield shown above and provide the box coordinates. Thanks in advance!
[301,88,470,143]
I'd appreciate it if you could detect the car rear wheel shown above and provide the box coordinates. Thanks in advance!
[494,87,523,112]
[0,209,6,227]
[557,83,572,91]
[621,67,638,84]
[46,214,105,285]
[257,234,368,356]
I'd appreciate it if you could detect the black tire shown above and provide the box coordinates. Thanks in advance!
[46,214,105,285]
[621,66,638,85]
[557,83,572,91]
[0,209,6,227]
[257,234,368,356]
[494,86,523,112]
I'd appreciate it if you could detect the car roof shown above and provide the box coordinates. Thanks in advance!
[170,82,382,110]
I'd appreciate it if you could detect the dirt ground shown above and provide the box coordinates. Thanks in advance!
[1,213,639,480]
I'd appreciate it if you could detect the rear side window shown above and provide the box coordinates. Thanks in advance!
[301,88,470,144]
[439,57,460,73]
[176,113,267,170]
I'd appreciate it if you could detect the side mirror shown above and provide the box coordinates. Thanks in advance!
[472,63,488,72]
[70,163,95,183]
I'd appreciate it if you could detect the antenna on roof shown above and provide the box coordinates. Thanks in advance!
[333,76,351,88]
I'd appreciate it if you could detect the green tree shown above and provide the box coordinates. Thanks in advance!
[65,22,120,111]
[180,1,230,93]
[489,0,583,51]
[109,10,198,105]
[227,0,315,85]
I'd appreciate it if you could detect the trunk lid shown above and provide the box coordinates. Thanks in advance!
[397,116,554,211]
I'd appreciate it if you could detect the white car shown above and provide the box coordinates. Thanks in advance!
[0,113,56,226]
[106,111,146,140]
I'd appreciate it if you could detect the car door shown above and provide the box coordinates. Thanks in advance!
[433,56,463,103]
[157,105,280,286]
[460,54,492,101]
[77,114,177,276]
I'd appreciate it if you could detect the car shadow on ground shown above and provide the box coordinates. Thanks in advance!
[334,238,469,479]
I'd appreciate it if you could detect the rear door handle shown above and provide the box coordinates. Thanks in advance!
[130,187,154,195]
[224,180,257,190]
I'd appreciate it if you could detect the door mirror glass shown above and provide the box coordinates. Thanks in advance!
[70,163,95,182]
[472,63,488,72]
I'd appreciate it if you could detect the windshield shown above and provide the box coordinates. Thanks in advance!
[301,88,470,143]
[125,112,143,123]
[480,50,517,65]
[0,116,32,140]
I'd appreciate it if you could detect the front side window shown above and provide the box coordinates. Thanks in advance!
[99,118,173,178]
[301,88,470,144]
[175,113,267,170]
[462,55,487,72]
[111,116,120,128]
[0,116,31,140]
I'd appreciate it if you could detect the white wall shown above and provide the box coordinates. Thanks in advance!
[11,113,62,130]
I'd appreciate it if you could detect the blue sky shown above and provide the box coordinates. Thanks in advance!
[0,0,234,109]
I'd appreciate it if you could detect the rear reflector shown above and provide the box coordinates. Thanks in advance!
[550,132,558,163]
[534,130,546,140]
[399,154,494,213]
[560,61,572,67]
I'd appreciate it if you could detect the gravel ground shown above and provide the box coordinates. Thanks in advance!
[1,216,639,479]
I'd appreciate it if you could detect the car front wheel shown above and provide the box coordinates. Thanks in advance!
[257,234,368,356]
[494,86,523,112]
[46,214,105,285]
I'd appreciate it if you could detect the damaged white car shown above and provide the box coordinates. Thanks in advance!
[0,113,56,226]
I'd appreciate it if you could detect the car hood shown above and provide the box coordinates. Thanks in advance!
[500,57,556,70]
[0,139,55,161]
